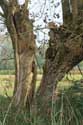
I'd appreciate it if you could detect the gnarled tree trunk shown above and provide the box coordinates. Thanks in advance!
[5,3,37,108]
[36,1,83,124]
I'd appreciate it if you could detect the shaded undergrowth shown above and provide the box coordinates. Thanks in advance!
[0,81,83,125]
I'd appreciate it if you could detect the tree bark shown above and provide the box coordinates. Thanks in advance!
[71,0,78,21]
[1,0,83,122]
[36,1,83,123]
[5,4,36,108]
[36,19,83,124]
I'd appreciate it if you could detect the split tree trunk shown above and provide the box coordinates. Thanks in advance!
[1,0,83,122]
[5,4,37,108]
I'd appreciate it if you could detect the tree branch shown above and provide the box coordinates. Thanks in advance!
[25,0,29,9]
[9,0,18,6]
[38,25,83,96]
[0,12,4,18]
[71,0,78,21]
[0,0,8,17]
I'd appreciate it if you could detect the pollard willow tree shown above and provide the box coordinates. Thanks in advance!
[0,0,83,119]
[36,0,83,122]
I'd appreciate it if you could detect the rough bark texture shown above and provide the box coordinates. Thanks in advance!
[71,0,78,21]
[0,1,36,108]
[11,8,36,108]
[0,0,83,123]
[36,1,83,124]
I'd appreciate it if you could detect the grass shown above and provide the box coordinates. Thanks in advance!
[52,82,83,125]
[0,70,83,125]
[0,70,15,75]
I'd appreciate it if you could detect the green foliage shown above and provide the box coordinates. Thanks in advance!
[0,70,15,75]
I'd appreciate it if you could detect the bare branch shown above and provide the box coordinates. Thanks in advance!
[9,0,18,6]
[0,12,4,18]
[0,0,8,17]
[25,0,29,9]
[71,0,78,21]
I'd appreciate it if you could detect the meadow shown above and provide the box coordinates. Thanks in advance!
[0,70,83,125]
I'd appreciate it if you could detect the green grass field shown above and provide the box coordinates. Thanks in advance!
[0,70,83,125]
[0,73,82,96]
